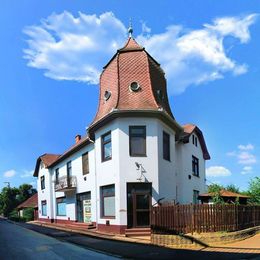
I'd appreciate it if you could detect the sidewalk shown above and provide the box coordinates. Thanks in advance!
[30,221,260,254]
[14,220,260,259]
[30,220,151,245]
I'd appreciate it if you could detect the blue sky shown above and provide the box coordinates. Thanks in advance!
[0,0,260,191]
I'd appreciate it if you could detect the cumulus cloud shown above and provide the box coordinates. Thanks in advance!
[23,11,126,84]
[227,143,257,165]
[21,170,33,178]
[3,169,16,178]
[23,12,258,94]
[241,166,253,175]
[206,166,232,177]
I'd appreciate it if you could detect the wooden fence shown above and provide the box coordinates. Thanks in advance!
[151,204,260,234]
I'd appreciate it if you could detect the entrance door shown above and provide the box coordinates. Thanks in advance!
[76,192,91,223]
[127,183,151,228]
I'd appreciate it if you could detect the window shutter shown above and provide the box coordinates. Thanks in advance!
[82,152,89,175]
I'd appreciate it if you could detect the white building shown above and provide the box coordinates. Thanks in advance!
[33,34,210,234]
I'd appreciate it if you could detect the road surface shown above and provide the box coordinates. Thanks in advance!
[1,218,260,259]
[0,218,117,260]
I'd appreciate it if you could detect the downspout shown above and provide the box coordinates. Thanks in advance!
[88,137,98,229]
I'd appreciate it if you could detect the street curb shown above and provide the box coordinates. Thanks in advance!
[30,221,151,245]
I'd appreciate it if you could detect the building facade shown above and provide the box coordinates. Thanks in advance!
[33,35,210,234]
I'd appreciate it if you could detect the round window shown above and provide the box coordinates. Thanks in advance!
[104,90,111,101]
[129,82,140,92]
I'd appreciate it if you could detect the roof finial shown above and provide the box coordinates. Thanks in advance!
[128,18,133,38]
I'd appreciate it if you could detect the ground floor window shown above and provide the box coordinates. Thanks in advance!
[56,197,66,216]
[100,184,115,218]
[41,200,47,216]
[193,190,200,204]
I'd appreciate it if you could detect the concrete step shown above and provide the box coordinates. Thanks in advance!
[125,228,151,237]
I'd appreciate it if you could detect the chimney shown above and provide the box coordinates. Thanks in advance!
[75,134,81,143]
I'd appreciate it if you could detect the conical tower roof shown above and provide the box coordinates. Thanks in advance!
[88,35,180,135]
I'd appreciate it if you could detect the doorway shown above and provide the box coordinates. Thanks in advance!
[76,192,91,223]
[127,183,152,228]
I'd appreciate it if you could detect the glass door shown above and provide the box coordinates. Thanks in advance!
[127,183,151,228]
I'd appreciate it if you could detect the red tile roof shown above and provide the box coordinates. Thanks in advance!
[17,193,38,209]
[90,37,174,129]
[199,189,250,198]
[41,154,60,167]
[49,135,91,167]
[33,153,60,177]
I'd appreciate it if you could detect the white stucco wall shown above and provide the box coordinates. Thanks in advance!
[36,117,208,228]
[37,165,53,220]
[50,143,96,222]
[176,133,206,204]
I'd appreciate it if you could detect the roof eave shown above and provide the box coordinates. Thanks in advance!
[88,109,183,139]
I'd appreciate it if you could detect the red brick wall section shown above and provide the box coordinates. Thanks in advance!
[97,224,127,234]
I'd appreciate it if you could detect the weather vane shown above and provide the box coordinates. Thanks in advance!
[128,18,133,38]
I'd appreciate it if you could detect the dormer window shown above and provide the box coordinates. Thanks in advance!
[104,90,111,101]
[129,82,140,92]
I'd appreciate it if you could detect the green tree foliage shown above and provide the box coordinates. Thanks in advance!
[0,187,19,217]
[226,184,240,194]
[207,184,224,204]
[17,184,37,202]
[0,184,37,217]
[208,184,223,193]
[247,177,260,205]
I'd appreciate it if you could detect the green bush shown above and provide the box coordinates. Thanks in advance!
[23,207,34,222]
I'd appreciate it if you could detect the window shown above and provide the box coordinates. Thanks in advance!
[56,197,66,216]
[193,190,200,204]
[40,161,44,169]
[129,126,146,156]
[100,184,115,218]
[163,131,170,161]
[101,132,112,162]
[41,200,47,216]
[67,161,72,177]
[55,168,59,184]
[192,156,199,177]
[82,152,89,175]
[40,176,45,190]
[129,81,140,92]
[192,135,198,147]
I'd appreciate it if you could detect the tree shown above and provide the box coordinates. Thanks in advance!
[226,184,240,194]
[16,184,37,203]
[207,184,224,204]
[0,187,19,217]
[0,184,37,218]
[247,177,260,205]
[208,184,223,193]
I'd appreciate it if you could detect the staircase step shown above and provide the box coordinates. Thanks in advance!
[125,228,151,237]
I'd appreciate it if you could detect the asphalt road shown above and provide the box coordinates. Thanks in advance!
[0,218,118,260]
[1,218,260,259]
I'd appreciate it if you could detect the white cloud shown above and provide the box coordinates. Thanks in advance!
[23,11,127,84]
[227,143,257,165]
[206,166,231,177]
[238,144,254,150]
[21,170,33,178]
[238,151,256,164]
[241,166,253,175]
[23,12,258,94]
[3,169,16,178]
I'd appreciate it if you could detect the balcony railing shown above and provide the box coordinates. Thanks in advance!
[55,176,77,192]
